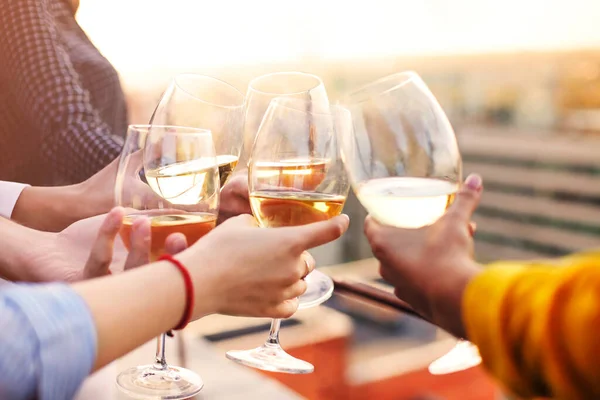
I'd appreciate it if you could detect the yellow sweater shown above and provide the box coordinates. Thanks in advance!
[463,251,600,399]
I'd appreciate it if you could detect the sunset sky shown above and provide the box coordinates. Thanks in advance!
[78,0,600,80]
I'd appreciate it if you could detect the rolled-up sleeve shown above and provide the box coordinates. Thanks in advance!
[0,181,30,219]
[0,283,97,400]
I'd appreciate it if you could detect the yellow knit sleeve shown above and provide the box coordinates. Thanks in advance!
[463,252,600,399]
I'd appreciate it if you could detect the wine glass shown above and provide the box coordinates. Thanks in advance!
[240,71,330,168]
[226,98,351,374]
[115,125,220,399]
[241,71,334,308]
[339,71,482,375]
[151,74,245,186]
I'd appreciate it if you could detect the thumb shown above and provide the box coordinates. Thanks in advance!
[446,174,482,223]
[123,217,151,271]
[164,233,188,255]
[287,214,350,251]
[83,207,125,278]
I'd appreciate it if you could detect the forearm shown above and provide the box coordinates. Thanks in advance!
[11,184,99,232]
[427,258,481,339]
[0,218,50,282]
[463,258,600,399]
[73,259,210,371]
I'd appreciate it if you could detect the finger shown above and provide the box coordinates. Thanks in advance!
[468,221,477,237]
[222,174,250,200]
[84,207,125,278]
[393,288,409,304]
[217,194,253,225]
[281,279,308,301]
[363,214,386,240]
[282,253,315,285]
[225,213,259,228]
[165,233,188,255]
[378,262,396,286]
[446,174,483,223]
[219,196,252,215]
[287,214,350,252]
[271,298,300,319]
[300,252,315,278]
[123,217,151,271]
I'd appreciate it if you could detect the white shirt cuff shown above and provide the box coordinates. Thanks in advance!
[0,181,30,219]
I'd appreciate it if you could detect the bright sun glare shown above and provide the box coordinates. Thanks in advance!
[77,0,600,80]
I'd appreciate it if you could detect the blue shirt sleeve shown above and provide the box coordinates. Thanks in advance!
[0,283,97,400]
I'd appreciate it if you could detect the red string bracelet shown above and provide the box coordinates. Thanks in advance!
[159,254,194,337]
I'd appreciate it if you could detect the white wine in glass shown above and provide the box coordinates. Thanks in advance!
[150,74,245,187]
[226,98,351,374]
[250,191,346,227]
[241,72,334,308]
[356,177,458,229]
[115,125,220,399]
[145,158,222,205]
[340,71,482,375]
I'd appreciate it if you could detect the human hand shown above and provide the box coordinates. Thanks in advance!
[23,207,186,282]
[218,174,252,225]
[364,174,484,337]
[180,213,349,320]
[10,158,121,232]
[77,157,120,216]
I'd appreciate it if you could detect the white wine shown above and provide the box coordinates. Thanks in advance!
[250,191,345,228]
[120,212,217,260]
[217,154,238,187]
[357,177,458,228]
[250,158,329,191]
[145,158,218,205]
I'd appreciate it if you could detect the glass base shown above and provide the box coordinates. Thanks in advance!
[298,270,334,309]
[226,344,314,374]
[116,364,203,399]
[428,341,482,375]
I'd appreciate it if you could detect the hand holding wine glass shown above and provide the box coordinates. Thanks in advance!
[340,71,481,375]
[179,213,350,318]
[115,124,220,399]
[364,174,484,338]
[80,210,350,380]
[226,97,351,374]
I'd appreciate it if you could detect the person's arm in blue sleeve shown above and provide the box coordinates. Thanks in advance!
[0,283,96,400]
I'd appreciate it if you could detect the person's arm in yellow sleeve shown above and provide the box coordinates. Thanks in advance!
[464,258,600,399]
[364,174,600,399]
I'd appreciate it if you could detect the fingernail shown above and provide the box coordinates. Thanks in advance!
[341,214,350,223]
[108,212,122,230]
[133,218,151,241]
[465,174,482,190]
[173,236,187,250]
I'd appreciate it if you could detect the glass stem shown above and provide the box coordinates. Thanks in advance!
[153,334,168,370]
[266,319,281,347]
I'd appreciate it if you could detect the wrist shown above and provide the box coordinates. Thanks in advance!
[0,218,52,282]
[71,180,111,220]
[428,258,482,338]
[176,251,218,320]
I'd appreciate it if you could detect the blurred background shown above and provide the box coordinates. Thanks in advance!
[79,1,600,398]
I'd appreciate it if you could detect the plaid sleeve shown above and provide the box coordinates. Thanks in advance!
[0,0,122,182]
